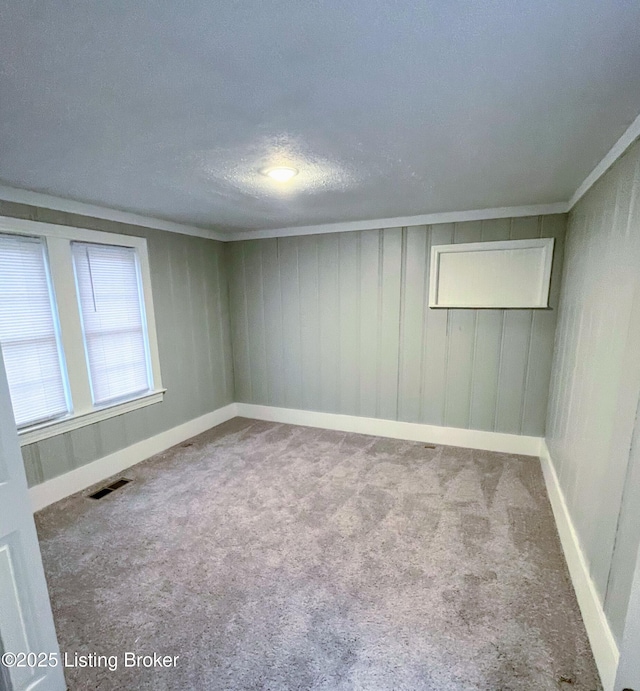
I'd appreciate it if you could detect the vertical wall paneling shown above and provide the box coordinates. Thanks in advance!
[421,223,454,426]
[607,377,640,647]
[261,239,286,407]
[318,235,340,413]
[215,242,234,405]
[358,230,380,417]
[167,234,193,421]
[443,221,482,429]
[200,238,220,407]
[546,141,640,643]
[298,235,322,412]
[468,218,511,431]
[377,228,402,420]
[144,236,174,436]
[494,216,540,434]
[244,242,269,404]
[227,242,251,402]
[67,420,100,470]
[228,215,565,437]
[521,214,565,435]
[20,445,42,487]
[122,408,150,453]
[185,239,204,416]
[278,237,304,409]
[338,232,360,415]
[397,226,427,423]
[33,434,73,481]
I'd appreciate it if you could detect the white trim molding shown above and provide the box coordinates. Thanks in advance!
[569,112,640,210]
[539,441,619,691]
[224,203,568,242]
[0,189,569,243]
[235,403,542,455]
[28,402,238,511]
[0,184,227,242]
[19,390,165,446]
[428,238,554,309]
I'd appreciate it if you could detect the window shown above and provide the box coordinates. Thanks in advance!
[72,243,151,405]
[0,235,69,427]
[0,217,164,445]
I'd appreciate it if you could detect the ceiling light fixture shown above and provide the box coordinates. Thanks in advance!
[262,166,298,182]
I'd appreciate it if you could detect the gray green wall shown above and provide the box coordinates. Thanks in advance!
[226,214,566,436]
[546,139,640,644]
[0,201,234,487]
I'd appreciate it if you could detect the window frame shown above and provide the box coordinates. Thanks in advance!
[428,238,555,309]
[0,216,165,446]
[0,233,72,428]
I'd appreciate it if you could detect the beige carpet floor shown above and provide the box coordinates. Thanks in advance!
[35,417,601,690]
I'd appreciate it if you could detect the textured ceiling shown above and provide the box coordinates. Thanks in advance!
[1,1,640,233]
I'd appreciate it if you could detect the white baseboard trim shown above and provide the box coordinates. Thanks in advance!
[29,401,539,511]
[29,403,238,512]
[236,403,542,456]
[539,440,619,691]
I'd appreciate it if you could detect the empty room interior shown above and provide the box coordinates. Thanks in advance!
[1,2,640,690]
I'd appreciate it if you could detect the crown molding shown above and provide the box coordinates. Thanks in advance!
[0,184,227,241]
[223,202,569,241]
[568,112,640,210]
[3,108,640,243]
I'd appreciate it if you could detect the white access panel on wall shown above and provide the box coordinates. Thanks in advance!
[429,238,554,308]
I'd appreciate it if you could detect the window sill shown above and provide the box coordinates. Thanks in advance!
[18,389,166,447]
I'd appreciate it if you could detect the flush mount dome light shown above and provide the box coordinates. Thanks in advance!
[262,166,298,182]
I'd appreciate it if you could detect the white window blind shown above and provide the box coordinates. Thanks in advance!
[0,234,69,427]
[72,242,151,406]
